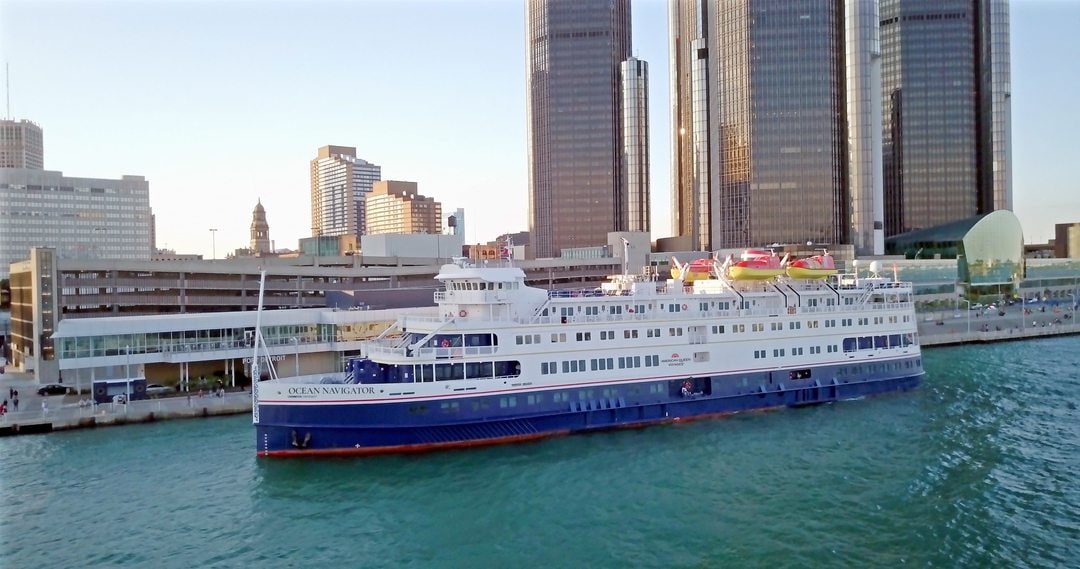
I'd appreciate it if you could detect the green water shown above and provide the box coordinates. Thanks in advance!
[2,337,1078,568]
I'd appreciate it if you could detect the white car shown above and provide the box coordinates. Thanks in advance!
[145,384,175,397]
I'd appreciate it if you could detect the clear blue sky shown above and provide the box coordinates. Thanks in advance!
[1,0,1075,257]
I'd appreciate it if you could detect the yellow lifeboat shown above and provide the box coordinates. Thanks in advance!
[785,251,837,279]
[670,257,717,282]
[728,250,786,281]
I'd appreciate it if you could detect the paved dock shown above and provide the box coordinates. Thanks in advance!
[0,389,251,437]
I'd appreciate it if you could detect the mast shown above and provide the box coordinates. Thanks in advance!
[251,269,266,424]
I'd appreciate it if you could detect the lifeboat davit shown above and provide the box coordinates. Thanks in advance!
[728,250,786,281]
[670,257,716,282]
[785,251,837,279]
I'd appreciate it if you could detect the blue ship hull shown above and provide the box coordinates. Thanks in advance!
[256,358,923,457]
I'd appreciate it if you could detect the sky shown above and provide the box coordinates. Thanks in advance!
[1,0,1076,258]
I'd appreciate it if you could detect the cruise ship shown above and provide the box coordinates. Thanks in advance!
[253,258,923,456]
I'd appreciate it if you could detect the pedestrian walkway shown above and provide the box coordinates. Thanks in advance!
[0,390,252,436]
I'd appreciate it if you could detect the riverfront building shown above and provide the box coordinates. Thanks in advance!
[0,119,43,169]
[526,0,633,257]
[880,0,1012,235]
[364,181,442,236]
[7,248,626,383]
[0,168,154,279]
[669,0,852,250]
[310,145,381,238]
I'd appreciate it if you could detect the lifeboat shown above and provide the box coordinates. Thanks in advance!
[785,251,837,279]
[670,257,717,282]
[728,250,787,281]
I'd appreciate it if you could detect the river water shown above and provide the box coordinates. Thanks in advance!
[2,337,1077,568]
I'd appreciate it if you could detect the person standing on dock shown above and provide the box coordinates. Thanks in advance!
[41,399,48,415]
[12,394,18,411]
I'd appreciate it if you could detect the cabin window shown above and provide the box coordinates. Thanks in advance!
[772,349,785,357]
[789,369,811,380]
[753,323,765,332]
[874,335,888,349]
[858,336,873,350]
[843,338,857,353]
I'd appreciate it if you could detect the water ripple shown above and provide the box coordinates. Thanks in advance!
[1,337,1078,568]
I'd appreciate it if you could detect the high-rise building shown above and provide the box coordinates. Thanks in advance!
[846,0,885,255]
[620,57,650,233]
[0,119,44,169]
[880,0,1011,235]
[526,0,632,258]
[250,199,271,255]
[310,145,381,238]
[670,0,850,250]
[448,208,465,238]
[0,168,154,279]
[364,181,442,236]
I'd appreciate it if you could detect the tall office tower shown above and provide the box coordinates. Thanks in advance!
[526,0,632,258]
[846,0,885,255]
[0,119,44,169]
[310,145,381,238]
[250,199,271,254]
[620,57,650,233]
[670,0,850,250]
[880,0,1011,235]
[0,169,154,279]
[364,181,443,235]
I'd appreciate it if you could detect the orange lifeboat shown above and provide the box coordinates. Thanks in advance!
[728,250,786,281]
[785,251,837,279]
[670,257,717,282]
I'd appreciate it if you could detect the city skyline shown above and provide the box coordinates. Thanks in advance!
[0,0,1075,259]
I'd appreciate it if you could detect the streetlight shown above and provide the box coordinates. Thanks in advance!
[125,345,131,403]
[958,299,972,335]
[209,228,218,260]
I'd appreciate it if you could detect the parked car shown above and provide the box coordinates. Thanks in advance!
[37,384,71,396]
[112,393,127,404]
[145,384,175,397]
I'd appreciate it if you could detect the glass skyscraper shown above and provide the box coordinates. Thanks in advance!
[671,0,850,250]
[526,0,632,258]
[880,0,1011,236]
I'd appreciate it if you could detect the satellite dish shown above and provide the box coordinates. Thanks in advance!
[869,261,882,275]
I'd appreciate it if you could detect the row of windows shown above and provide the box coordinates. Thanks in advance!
[518,314,913,348]
[539,354,664,376]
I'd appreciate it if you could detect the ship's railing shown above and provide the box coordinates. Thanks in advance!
[548,288,608,299]
[364,342,498,359]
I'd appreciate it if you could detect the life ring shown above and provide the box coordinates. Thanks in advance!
[681,304,688,311]
[440,339,451,348]
[459,309,467,317]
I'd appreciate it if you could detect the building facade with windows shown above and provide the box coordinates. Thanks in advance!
[364,181,442,236]
[310,145,381,238]
[0,168,154,279]
[526,0,633,258]
[0,119,44,169]
[880,0,1011,235]
[620,57,650,234]
[670,0,851,250]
